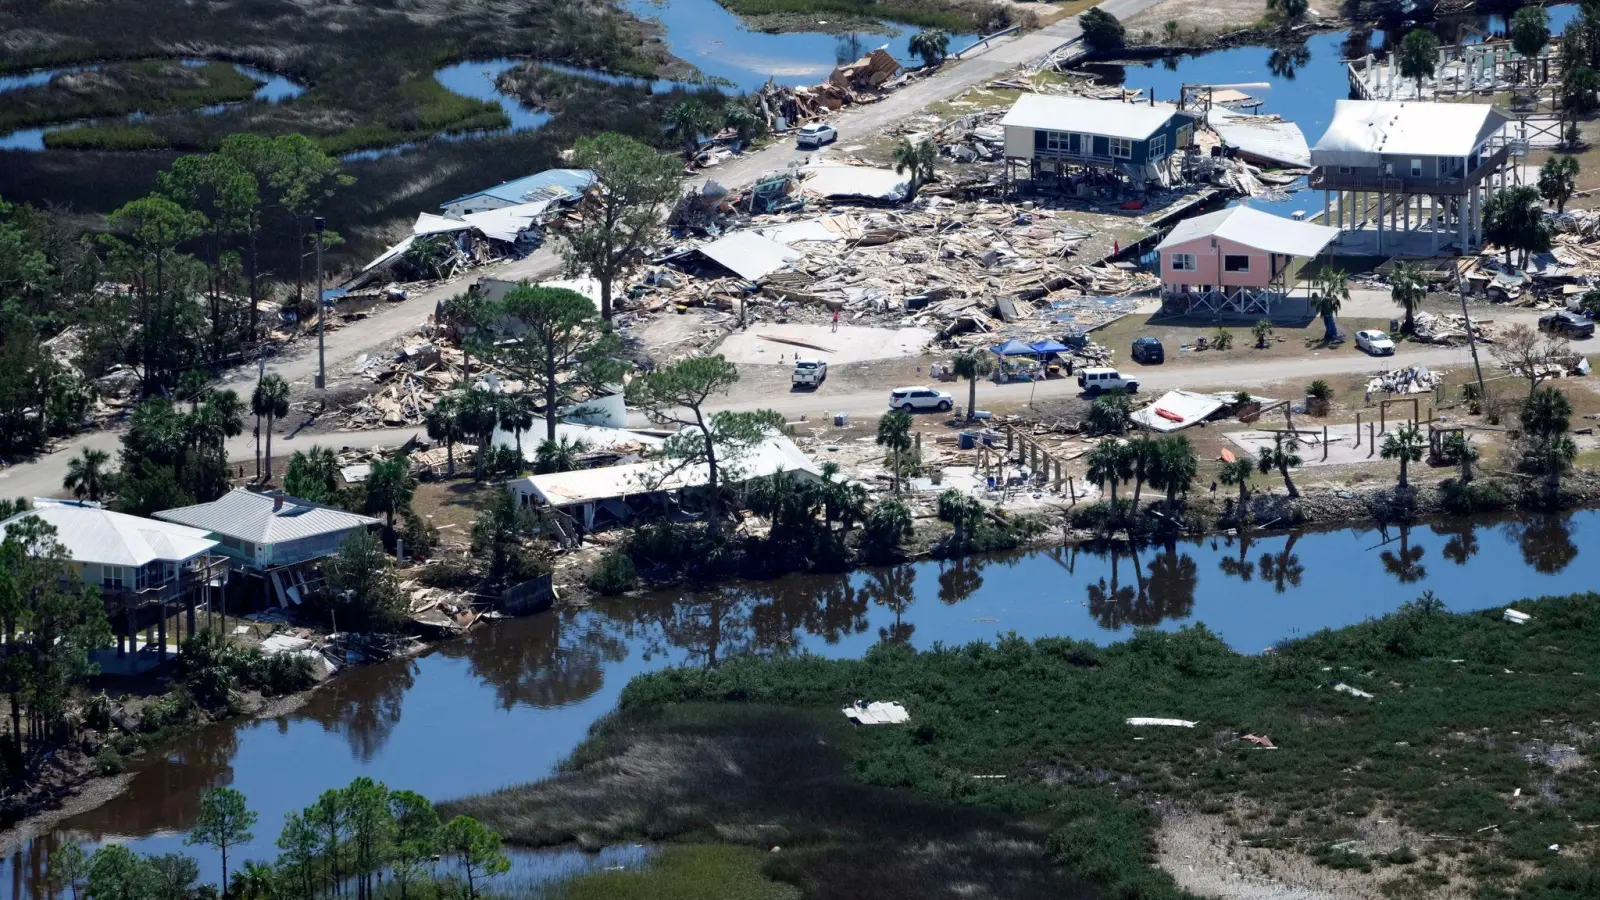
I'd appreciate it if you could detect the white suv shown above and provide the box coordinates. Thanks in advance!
[889,386,953,412]
[1077,367,1139,396]
[797,123,838,148]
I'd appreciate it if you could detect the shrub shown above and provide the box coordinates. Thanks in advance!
[588,551,638,595]
[1086,392,1132,435]
[418,557,481,589]
[1440,479,1508,514]
[139,693,195,733]
[94,747,125,776]
[1212,327,1235,350]
[1307,379,1333,401]
[1080,8,1126,52]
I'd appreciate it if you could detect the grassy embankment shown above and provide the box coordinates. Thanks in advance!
[2,0,681,156]
[449,592,1600,900]
[0,60,258,133]
[715,0,1001,32]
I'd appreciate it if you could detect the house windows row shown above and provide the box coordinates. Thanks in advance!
[1040,130,1082,154]
[1170,253,1197,271]
[1168,253,1250,272]
[1146,135,1166,159]
[1110,137,1133,159]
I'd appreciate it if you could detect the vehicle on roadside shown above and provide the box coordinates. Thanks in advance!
[1130,336,1165,364]
[1540,311,1595,339]
[889,386,953,412]
[797,123,838,148]
[792,358,828,388]
[1076,367,1139,396]
[1355,329,1396,356]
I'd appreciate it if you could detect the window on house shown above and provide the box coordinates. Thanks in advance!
[1224,255,1251,273]
[1147,135,1167,159]
[1110,138,1133,159]
[1170,253,1197,271]
[1338,166,1353,174]
[103,566,125,590]
[1176,124,1193,148]
[1410,158,1423,177]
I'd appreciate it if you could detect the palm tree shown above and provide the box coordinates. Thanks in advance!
[1521,385,1572,439]
[816,461,868,531]
[454,386,502,479]
[892,137,937,201]
[63,448,114,502]
[951,348,993,421]
[1442,431,1477,483]
[250,374,290,482]
[1312,267,1348,343]
[722,103,764,144]
[1397,29,1439,97]
[1127,435,1160,508]
[1149,436,1198,513]
[1256,432,1302,498]
[1380,422,1426,490]
[364,454,416,531]
[1219,457,1254,513]
[534,436,590,474]
[1086,438,1134,506]
[1389,261,1426,335]
[424,395,465,477]
[875,410,914,494]
[665,99,711,161]
[176,368,210,411]
[498,393,536,464]
[908,29,950,67]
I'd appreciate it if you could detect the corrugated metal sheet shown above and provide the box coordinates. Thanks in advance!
[155,489,380,545]
[1156,206,1339,258]
[695,231,803,282]
[2,503,217,567]
[443,168,594,209]
[1206,108,1310,167]
[508,433,820,508]
[1000,94,1192,141]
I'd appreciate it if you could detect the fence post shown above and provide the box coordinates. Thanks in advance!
[1323,426,1329,461]
[1369,422,1376,457]
[1356,412,1362,447]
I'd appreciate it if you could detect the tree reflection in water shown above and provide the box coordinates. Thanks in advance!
[860,564,917,645]
[303,658,417,762]
[1507,513,1578,574]
[1257,532,1304,594]
[1266,43,1312,80]
[1379,523,1427,584]
[440,608,626,710]
[937,556,987,605]
[1432,519,1480,565]
[1217,534,1255,582]
[1088,543,1197,630]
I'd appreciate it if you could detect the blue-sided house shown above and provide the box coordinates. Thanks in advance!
[1001,94,1199,189]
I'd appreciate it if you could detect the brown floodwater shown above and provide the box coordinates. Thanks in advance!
[0,511,1589,896]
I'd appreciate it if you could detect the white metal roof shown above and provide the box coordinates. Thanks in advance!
[1206,108,1310,167]
[1,503,217,567]
[1155,206,1339,258]
[695,231,804,282]
[508,433,820,508]
[491,422,666,462]
[799,164,909,203]
[155,489,380,545]
[1000,93,1193,141]
[1312,100,1507,167]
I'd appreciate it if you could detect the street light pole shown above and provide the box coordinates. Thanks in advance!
[314,216,326,390]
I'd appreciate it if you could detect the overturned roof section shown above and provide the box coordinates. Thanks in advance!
[799,164,909,203]
[1312,100,1507,168]
[2,502,218,567]
[1000,93,1194,140]
[509,433,819,508]
[695,231,804,282]
[1156,206,1339,258]
[1207,108,1310,167]
[156,489,380,545]
[443,168,594,209]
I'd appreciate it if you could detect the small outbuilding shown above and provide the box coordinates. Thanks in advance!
[1154,205,1340,316]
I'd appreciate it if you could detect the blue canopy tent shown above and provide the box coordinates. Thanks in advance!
[992,339,1037,356]
[1030,339,1069,355]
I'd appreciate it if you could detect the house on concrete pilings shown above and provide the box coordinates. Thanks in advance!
[1155,206,1340,317]
[1001,94,1200,192]
[156,489,380,607]
[0,500,229,669]
[1311,100,1520,256]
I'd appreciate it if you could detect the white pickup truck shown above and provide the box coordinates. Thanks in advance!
[792,358,828,388]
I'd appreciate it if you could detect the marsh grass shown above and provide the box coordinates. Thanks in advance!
[0,60,258,131]
[456,592,1600,899]
[547,844,798,900]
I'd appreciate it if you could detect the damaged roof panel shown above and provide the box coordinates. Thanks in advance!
[799,163,909,203]
[695,231,804,282]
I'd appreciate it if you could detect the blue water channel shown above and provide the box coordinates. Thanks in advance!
[0,508,1592,897]
[0,59,306,151]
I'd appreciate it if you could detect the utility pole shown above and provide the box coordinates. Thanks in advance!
[314,216,327,390]
[1455,269,1489,408]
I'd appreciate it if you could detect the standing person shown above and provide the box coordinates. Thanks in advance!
[831,308,840,332]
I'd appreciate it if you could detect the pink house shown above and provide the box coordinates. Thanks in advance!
[1154,206,1339,316]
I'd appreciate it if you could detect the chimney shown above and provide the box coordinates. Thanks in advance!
[274,495,284,512]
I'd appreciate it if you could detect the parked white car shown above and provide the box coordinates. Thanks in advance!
[792,358,828,388]
[1355,329,1396,356]
[889,386,953,412]
[796,122,838,148]
[1076,367,1139,396]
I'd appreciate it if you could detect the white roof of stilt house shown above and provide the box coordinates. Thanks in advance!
[1312,100,1508,167]
[1155,206,1340,259]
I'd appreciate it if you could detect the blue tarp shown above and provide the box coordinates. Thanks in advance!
[992,339,1037,356]
[1030,339,1069,354]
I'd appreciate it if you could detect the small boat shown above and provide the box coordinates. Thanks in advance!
[1219,448,1237,463]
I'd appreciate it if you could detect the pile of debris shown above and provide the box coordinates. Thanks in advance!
[1412,310,1498,345]
[753,47,908,131]
[1368,364,1445,396]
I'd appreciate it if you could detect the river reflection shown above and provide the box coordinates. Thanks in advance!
[2,511,1595,895]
